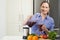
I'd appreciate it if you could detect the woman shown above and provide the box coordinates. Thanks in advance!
[23,1,55,36]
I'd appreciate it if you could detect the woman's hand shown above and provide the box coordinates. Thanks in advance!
[41,25,49,33]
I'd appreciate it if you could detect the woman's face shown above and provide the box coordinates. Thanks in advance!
[40,3,50,15]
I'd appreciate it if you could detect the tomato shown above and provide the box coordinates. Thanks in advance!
[43,35,48,39]
[40,34,48,39]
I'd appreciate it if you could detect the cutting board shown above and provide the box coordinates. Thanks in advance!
[39,38,51,40]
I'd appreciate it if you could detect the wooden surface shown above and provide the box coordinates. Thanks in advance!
[39,38,51,40]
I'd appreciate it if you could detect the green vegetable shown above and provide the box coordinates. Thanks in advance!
[48,31,57,40]
[28,33,36,36]
[30,34,36,36]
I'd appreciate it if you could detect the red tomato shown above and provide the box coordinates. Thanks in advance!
[40,35,48,39]
[43,35,48,39]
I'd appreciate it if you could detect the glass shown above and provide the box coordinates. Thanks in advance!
[38,24,43,31]
[26,21,36,27]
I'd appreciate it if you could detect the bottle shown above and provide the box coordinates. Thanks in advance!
[23,25,29,40]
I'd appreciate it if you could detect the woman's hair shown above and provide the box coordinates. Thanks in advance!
[40,1,50,7]
[40,1,50,15]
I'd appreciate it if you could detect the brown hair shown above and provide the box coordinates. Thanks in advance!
[40,1,50,7]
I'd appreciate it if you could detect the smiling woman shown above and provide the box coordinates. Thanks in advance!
[29,0,60,39]
[24,0,55,36]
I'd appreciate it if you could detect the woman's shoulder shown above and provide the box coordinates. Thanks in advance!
[47,15,54,22]
[33,12,40,16]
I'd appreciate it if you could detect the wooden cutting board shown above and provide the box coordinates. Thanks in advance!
[39,38,51,40]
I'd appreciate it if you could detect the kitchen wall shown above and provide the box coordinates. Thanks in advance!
[7,0,33,36]
[58,0,60,35]
[58,0,60,27]
[0,0,6,38]
[19,0,33,36]
[7,0,19,36]
[49,0,59,27]
[0,0,33,38]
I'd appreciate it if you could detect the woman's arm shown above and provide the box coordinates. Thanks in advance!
[23,15,33,25]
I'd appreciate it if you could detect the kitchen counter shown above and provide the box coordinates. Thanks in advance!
[39,38,50,40]
[0,36,59,40]
[0,36,50,40]
[0,36,23,40]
